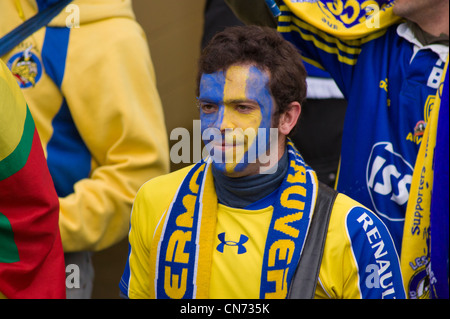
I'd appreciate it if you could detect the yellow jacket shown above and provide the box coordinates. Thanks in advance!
[0,0,170,252]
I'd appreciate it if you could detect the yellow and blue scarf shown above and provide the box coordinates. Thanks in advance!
[282,0,401,40]
[150,140,318,299]
[400,57,449,299]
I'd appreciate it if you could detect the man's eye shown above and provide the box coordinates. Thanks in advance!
[200,104,218,113]
[235,104,254,113]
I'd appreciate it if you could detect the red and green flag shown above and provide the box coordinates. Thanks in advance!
[1,61,65,298]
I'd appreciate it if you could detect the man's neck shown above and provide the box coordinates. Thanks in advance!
[407,21,449,47]
[412,3,449,37]
[417,20,449,38]
[212,149,289,209]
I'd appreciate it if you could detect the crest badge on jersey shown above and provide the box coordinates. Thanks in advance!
[7,45,43,88]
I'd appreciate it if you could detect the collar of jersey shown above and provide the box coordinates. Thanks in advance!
[397,22,449,62]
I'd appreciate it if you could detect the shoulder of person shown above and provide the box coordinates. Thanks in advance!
[135,164,196,204]
[331,193,388,231]
[130,165,197,232]
[330,193,398,255]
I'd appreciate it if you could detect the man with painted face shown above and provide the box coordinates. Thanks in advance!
[120,26,405,299]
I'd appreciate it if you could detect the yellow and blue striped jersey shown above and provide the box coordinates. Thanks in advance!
[277,1,448,254]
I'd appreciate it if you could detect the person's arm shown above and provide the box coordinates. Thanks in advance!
[59,17,170,252]
[119,186,154,299]
[319,194,406,299]
[227,0,394,99]
[278,4,366,98]
[225,0,358,97]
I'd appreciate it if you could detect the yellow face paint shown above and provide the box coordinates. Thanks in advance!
[199,64,274,174]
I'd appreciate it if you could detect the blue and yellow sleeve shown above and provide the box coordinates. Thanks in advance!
[318,193,406,299]
[277,2,389,98]
[119,184,155,299]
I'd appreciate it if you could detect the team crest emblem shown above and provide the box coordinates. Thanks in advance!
[408,263,431,299]
[406,229,432,299]
[7,46,43,88]
[414,120,426,137]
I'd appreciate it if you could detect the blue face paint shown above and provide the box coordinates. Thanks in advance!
[198,71,226,134]
[198,65,274,175]
[242,66,273,172]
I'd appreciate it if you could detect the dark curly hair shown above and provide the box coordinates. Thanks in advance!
[196,25,307,133]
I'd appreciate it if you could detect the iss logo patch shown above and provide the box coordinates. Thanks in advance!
[366,142,413,221]
[7,46,43,88]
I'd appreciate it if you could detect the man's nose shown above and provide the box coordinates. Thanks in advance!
[219,107,236,131]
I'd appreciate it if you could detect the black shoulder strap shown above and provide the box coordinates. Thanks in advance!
[288,182,338,299]
[0,0,73,57]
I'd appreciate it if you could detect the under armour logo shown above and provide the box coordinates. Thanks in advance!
[216,232,248,254]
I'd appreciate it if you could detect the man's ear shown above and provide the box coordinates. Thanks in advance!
[278,102,301,136]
